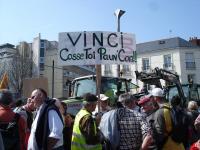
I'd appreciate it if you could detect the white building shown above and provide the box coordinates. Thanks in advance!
[136,37,200,90]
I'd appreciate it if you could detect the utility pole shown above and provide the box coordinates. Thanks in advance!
[52,60,54,98]
[114,9,125,77]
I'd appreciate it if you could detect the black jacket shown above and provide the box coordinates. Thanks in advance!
[35,98,63,149]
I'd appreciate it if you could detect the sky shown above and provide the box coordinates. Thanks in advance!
[0,0,200,45]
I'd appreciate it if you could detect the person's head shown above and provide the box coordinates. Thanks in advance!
[97,94,109,110]
[118,93,137,109]
[151,88,164,103]
[188,100,198,111]
[171,95,181,107]
[0,89,13,106]
[15,99,24,107]
[30,88,47,108]
[83,93,98,112]
[25,98,35,111]
[138,95,155,113]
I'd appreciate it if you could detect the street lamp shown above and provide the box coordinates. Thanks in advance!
[114,9,125,77]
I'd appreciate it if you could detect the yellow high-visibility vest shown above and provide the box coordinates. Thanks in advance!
[71,109,102,150]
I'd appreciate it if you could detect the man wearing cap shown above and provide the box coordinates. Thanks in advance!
[152,88,185,150]
[93,94,111,116]
[138,94,158,118]
[71,93,102,150]
[138,95,159,150]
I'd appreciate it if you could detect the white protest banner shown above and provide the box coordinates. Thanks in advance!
[58,31,136,66]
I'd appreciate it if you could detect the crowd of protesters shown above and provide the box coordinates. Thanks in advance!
[1,87,200,150]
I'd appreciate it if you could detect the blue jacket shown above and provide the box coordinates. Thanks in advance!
[99,109,120,149]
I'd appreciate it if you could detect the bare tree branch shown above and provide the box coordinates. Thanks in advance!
[7,54,33,97]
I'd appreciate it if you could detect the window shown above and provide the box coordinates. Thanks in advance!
[40,48,45,57]
[142,58,150,71]
[159,40,165,44]
[40,40,45,48]
[40,63,44,71]
[63,70,69,76]
[123,65,131,72]
[185,53,195,70]
[40,57,44,63]
[104,65,112,75]
[163,54,172,69]
[122,65,132,76]
[75,79,96,97]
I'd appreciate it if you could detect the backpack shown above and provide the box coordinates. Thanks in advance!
[170,107,189,143]
[164,106,189,144]
[0,113,21,150]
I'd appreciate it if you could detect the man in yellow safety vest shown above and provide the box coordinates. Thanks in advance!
[71,93,102,150]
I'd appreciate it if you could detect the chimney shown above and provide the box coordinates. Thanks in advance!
[189,37,200,46]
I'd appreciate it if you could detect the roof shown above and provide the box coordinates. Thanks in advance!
[0,43,15,49]
[136,37,200,54]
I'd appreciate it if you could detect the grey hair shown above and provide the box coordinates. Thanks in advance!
[118,93,136,106]
[188,101,198,111]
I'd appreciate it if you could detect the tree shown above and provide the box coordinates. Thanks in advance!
[7,54,34,97]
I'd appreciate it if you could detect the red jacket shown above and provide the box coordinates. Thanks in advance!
[0,104,27,150]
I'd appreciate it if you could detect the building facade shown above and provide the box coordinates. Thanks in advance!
[136,37,200,90]
[102,37,200,91]
[3,35,199,97]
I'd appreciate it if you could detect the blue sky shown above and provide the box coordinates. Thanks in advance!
[0,0,200,45]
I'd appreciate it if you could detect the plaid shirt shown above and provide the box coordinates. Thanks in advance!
[118,107,151,150]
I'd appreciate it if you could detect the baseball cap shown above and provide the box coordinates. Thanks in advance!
[151,88,164,97]
[138,95,152,105]
[97,94,109,101]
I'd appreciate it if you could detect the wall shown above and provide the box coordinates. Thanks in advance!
[45,45,63,98]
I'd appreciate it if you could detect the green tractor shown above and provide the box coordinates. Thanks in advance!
[63,75,139,116]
